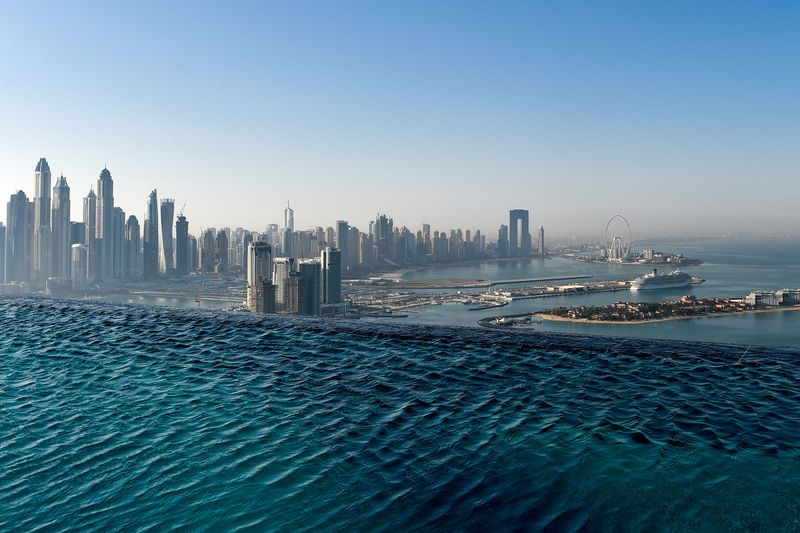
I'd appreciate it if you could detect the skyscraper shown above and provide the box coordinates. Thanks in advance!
[538,226,545,256]
[201,229,215,273]
[373,214,393,262]
[83,189,99,281]
[96,167,115,280]
[273,257,296,310]
[335,220,349,271]
[112,207,126,279]
[125,215,141,279]
[159,198,175,274]
[215,230,228,273]
[246,241,274,313]
[51,175,71,278]
[71,244,88,290]
[284,202,294,232]
[175,214,189,276]
[509,209,531,256]
[5,191,32,283]
[281,227,293,258]
[32,158,52,283]
[189,235,198,272]
[498,224,509,257]
[143,190,159,278]
[297,260,320,316]
[321,247,342,304]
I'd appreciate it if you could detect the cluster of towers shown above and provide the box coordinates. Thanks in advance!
[2,160,133,290]
[246,242,343,317]
[1,160,541,313]
[1,159,194,290]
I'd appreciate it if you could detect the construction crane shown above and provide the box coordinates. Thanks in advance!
[179,201,187,217]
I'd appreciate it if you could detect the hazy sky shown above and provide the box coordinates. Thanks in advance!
[1,1,799,238]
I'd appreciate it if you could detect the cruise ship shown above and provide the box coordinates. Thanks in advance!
[630,269,693,291]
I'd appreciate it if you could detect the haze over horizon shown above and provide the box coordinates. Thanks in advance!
[1,1,799,238]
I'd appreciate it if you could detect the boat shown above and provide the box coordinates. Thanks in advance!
[630,269,693,291]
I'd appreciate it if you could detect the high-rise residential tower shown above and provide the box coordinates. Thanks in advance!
[32,158,52,283]
[215,230,228,273]
[335,220,349,271]
[51,175,71,278]
[321,247,342,304]
[96,167,115,280]
[175,214,189,276]
[143,190,159,278]
[373,214,393,261]
[125,215,141,279]
[71,244,88,290]
[112,208,126,279]
[498,224,509,257]
[297,260,320,317]
[83,189,98,281]
[159,198,175,274]
[201,229,215,273]
[246,241,275,313]
[273,257,295,310]
[5,191,33,283]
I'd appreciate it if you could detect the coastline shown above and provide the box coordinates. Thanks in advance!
[535,305,800,325]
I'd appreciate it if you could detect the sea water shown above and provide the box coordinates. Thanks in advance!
[1,297,798,530]
[395,239,800,346]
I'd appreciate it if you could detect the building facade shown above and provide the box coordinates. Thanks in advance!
[51,175,71,278]
[32,158,52,283]
[96,167,115,280]
[321,247,342,304]
[159,198,175,274]
[246,241,275,313]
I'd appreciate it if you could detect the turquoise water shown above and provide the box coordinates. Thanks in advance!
[397,239,800,346]
[1,297,799,530]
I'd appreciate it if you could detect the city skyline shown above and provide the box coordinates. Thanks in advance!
[1,2,799,236]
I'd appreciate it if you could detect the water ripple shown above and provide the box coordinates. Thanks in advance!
[1,296,799,531]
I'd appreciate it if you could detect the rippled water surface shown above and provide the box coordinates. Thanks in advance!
[1,297,799,531]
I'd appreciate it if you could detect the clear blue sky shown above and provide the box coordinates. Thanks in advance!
[1,1,798,238]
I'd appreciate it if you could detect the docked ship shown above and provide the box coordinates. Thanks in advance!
[630,269,693,291]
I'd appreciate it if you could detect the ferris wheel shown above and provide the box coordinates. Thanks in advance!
[604,215,632,261]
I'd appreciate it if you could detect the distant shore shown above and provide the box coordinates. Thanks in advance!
[535,305,800,325]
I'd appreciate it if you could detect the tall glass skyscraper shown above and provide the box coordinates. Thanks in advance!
[159,198,175,274]
[175,214,189,276]
[5,191,32,283]
[143,190,159,278]
[125,215,141,279]
[96,167,115,280]
[51,175,71,278]
[321,247,342,304]
[83,189,98,281]
[32,158,52,283]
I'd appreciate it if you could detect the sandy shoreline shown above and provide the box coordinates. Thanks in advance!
[535,305,800,325]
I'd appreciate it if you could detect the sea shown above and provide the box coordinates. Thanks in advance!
[1,297,799,530]
[394,238,800,347]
